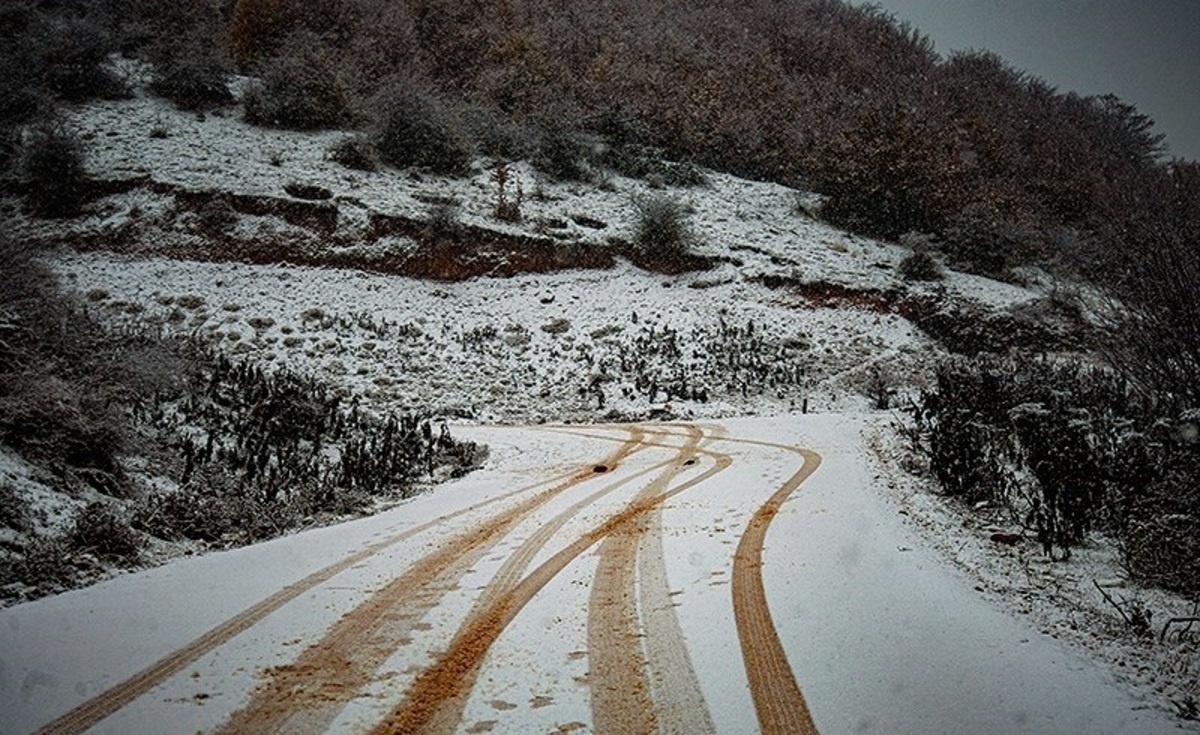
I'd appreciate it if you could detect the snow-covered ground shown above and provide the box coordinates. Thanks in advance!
[3,68,1197,734]
[0,417,1191,735]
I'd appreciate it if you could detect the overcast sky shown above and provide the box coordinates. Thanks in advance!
[861,0,1200,161]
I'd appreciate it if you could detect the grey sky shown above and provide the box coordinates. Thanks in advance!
[860,0,1200,161]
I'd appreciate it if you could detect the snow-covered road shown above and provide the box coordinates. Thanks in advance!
[0,416,1185,734]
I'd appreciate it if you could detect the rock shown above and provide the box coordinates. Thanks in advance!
[570,214,607,229]
[989,531,1023,545]
[541,317,571,334]
[284,182,333,201]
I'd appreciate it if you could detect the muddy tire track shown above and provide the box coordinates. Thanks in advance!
[588,425,715,735]
[32,458,605,735]
[636,491,718,735]
[401,434,692,735]
[731,444,822,735]
[369,427,733,735]
[214,430,647,735]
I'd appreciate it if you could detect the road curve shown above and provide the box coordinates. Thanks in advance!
[21,422,826,735]
[732,445,823,735]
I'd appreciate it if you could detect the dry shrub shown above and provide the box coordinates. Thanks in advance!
[18,121,89,218]
[897,250,943,281]
[243,32,354,130]
[328,134,379,171]
[632,194,695,261]
[372,88,473,175]
[69,501,141,562]
[151,52,233,110]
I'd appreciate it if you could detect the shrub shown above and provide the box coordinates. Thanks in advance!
[328,134,379,171]
[18,121,89,218]
[1,537,74,591]
[605,144,708,188]
[243,34,354,130]
[68,501,141,563]
[631,194,695,261]
[229,0,353,69]
[533,118,596,181]
[468,108,536,160]
[37,14,129,102]
[897,250,943,281]
[373,90,474,175]
[0,483,29,532]
[491,164,523,222]
[150,52,233,110]
[939,205,1045,278]
[912,355,1200,586]
[424,200,462,239]
[196,197,237,234]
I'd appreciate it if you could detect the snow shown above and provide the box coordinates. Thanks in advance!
[0,418,1192,734]
[2,71,1194,734]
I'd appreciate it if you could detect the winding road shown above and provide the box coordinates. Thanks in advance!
[11,423,821,734]
[2,418,1187,735]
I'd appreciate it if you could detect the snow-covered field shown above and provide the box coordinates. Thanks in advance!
[1,417,1191,735]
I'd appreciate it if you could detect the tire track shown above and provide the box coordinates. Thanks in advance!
[32,455,607,735]
[636,489,718,735]
[369,426,733,735]
[588,424,715,735]
[731,443,823,735]
[521,425,826,735]
[391,428,699,735]
[214,429,647,735]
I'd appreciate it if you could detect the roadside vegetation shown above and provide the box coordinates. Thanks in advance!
[0,236,485,604]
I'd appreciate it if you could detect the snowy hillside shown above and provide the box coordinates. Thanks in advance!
[1,59,1197,735]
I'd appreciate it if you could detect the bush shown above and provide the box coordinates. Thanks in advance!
[631,194,695,261]
[243,34,354,130]
[897,250,943,281]
[18,120,89,218]
[1,537,74,591]
[37,14,129,102]
[424,200,462,239]
[605,144,708,188]
[940,205,1045,278]
[328,134,379,171]
[68,501,141,563]
[150,52,233,110]
[912,355,1200,589]
[373,90,473,175]
[0,483,29,532]
[533,118,596,181]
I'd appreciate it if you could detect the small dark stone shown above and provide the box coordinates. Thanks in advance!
[990,532,1023,545]
[284,182,333,201]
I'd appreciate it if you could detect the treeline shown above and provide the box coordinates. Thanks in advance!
[6,1,1195,275]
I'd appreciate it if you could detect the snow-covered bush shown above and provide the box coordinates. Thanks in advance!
[18,121,89,218]
[69,502,141,563]
[631,194,696,262]
[533,116,598,182]
[897,250,943,281]
[328,134,379,171]
[36,13,128,102]
[150,53,233,110]
[424,200,463,239]
[372,89,473,175]
[912,355,1200,591]
[243,33,355,130]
